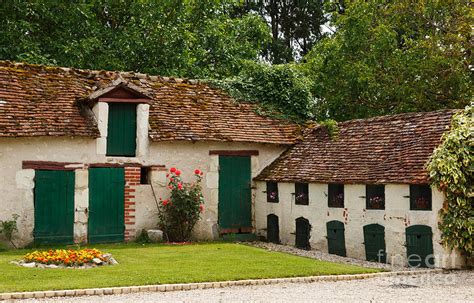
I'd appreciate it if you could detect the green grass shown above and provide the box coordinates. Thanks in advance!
[0,243,380,293]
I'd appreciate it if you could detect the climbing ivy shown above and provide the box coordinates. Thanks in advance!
[427,105,473,257]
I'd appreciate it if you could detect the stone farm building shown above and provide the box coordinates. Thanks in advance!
[0,61,463,268]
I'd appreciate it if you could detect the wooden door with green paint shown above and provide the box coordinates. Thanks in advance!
[88,168,125,243]
[34,170,75,244]
[218,156,252,233]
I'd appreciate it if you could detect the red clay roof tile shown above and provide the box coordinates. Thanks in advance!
[0,61,299,144]
[255,109,456,184]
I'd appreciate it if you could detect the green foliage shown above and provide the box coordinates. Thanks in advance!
[318,119,339,139]
[0,214,19,247]
[0,0,270,78]
[158,168,204,242]
[303,0,473,121]
[427,105,473,256]
[208,62,315,122]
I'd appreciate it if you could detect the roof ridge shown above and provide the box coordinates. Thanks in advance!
[337,108,457,125]
[0,60,198,84]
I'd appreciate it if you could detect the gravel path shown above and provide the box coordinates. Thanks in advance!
[18,271,473,303]
[249,242,425,271]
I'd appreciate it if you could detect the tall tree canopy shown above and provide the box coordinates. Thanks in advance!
[243,0,327,63]
[0,0,269,78]
[304,0,473,121]
[0,0,471,122]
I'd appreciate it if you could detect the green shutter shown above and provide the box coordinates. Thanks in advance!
[34,170,75,244]
[363,224,386,263]
[107,103,137,156]
[326,220,346,256]
[295,217,311,249]
[406,225,434,268]
[218,156,252,231]
[88,168,125,243]
[267,214,280,244]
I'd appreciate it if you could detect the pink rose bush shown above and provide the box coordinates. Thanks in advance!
[158,168,204,242]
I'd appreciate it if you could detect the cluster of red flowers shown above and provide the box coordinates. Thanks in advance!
[161,167,204,212]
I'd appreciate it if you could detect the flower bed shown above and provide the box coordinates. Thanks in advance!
[15,248,118,269]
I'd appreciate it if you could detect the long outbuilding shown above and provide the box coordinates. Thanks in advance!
[0,61,463,268]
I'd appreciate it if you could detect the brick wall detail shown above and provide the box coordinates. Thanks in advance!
[124,167,140,241]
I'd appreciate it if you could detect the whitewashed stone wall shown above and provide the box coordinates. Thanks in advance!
[0,132,285,246]
[255,181,465,269]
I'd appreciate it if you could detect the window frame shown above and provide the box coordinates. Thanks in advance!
[409,184,432,211]
[328,183,344,208]
[266,181,279,203]
[294,182,309,205]
[366,184,385,210]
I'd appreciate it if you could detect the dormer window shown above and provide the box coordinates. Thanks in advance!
[88,80,151,158]
[106,103,137,157]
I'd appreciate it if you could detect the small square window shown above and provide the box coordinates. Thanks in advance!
[410,184,432,210]
[328,184,344,208]
[366,185,385,210]
[140,166,151,184]
[266,181,279,203]
[295,182,309,205]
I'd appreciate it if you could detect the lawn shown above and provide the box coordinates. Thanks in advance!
[0,242,379,293]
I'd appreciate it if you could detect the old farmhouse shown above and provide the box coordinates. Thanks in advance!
[0,61,463,268]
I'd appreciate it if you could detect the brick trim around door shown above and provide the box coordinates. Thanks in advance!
[124,167,140,241]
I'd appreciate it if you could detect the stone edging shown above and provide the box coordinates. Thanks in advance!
[0,269,443,301]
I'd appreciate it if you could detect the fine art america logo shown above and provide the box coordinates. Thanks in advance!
[375,250,460,269]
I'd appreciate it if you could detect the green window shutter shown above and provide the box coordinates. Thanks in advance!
[107,103,137,157]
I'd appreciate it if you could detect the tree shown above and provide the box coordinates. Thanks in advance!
[242,0,328,63]
[0,0,269,78]
[304,0,473,121]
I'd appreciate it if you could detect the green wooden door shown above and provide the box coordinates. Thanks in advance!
[88,168,125,243]
[34,170,75,244]
[406,225,434,268]
[218,156,252,232]
[106,103,137,156]
[267,214,280,244]
[295,217,311,249]
[363,224,386,263]
[326,220,346,256]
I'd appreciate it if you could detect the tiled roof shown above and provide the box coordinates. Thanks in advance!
[0,61,299,144]
[256,110,456,184]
